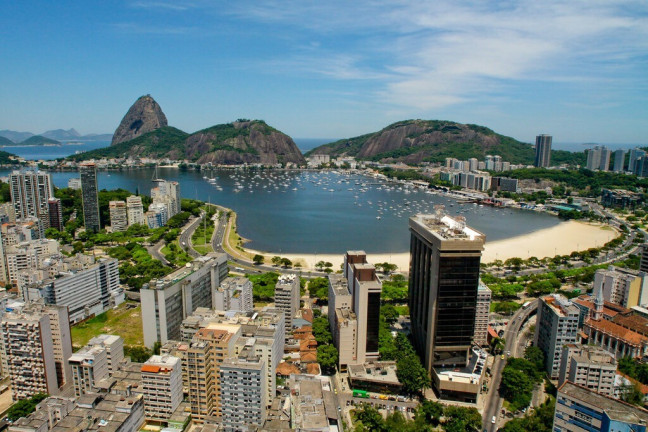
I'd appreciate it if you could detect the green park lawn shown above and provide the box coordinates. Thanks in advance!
[71,301,143,348]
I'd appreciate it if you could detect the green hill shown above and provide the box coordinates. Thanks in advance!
[20,135,61,146]
[307,120,584,166]
[70,120,306,165]
[0,150,20,165]
[0,136,14,146]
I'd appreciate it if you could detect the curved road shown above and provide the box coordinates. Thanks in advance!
[483,300,538,431]
[180,212,206,259]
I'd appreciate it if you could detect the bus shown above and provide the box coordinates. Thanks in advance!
[522,301,532,309]
[353,389,369,398]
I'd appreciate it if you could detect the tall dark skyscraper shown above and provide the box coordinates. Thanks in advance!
[408,209,484,375]
[80,163,100,233]
[534,134,552,168]
[48,198,63,231]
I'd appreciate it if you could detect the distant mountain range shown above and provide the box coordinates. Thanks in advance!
[0,128,112,144]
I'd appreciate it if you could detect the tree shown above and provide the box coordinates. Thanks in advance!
[353,404,386,432]
[443,406,482,432]
[317,344,338,375]
[418,400,443,426]
[7,393,48,421]
[396,355,430,395]
[308,277,329,300]
[280,257,292,268]
[312,316,333,345]
[253,254,265,265]
[501,397,555,432]
[271,256,282,266]
[381,303,400,324]
[524,346,545,372]
[490,337,505,354]
[500,367,534,411]
[621,383,645,406]
[315,260,326,271]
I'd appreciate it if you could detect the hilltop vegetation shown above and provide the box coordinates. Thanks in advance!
[308,120,585,166]
[20,135,61,146]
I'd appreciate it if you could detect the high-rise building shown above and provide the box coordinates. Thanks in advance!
[613,149,626,172]
[346,258,382,363]
[554,381,648,432]
[151,179,180,219]
[558,344,616,396]
[126,195,145,226]
[640,244,648,274]
[534,135,552,168]
[593,265,648,308]
[68,345,109,396]
[47,198,63,231]
[141,355,183,421]
[630,148,646,173]
[220,341,267,432]
[80,163,100,233]
[9,170,54,230]
[140,253,228,347]
[0,303,72,399]
[109,200,128,232]
[534,294,580,379]
[214,277,253,312]
[30,258,122,324]
[587,145,612,171]
[274,274,300,332]
[474,282,492,346]
[408,210,484,374]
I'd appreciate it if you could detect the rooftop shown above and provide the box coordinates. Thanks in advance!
[542,294,579,317]
[410,210,485,243]
[559,381,648,425]
[348,361,400,385]
[329,273,350,297]
[585,317,648,346]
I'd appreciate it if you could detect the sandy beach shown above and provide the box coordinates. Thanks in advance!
[252,220,618,271]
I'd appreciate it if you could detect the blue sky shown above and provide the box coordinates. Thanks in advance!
[1,1,647,144]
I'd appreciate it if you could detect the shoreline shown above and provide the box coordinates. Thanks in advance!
[245,220,618,271]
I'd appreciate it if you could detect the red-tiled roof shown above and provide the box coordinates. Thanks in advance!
[585,318,648,346]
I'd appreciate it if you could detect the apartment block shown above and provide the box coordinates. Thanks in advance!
[151,179,180,220]
[534,294,580,379]
[594,265,648,308]
[69,345,109,396]
[474,282,491,346]
[141,355,183,421]
[328,273,352,337]
[32,258,122,323]
[214,276,253,312]
[0,304,72,399]
[335,308,357,369]
[554,381,648,431]
[47,198,63,232]
[4,238,60,287]
[274,273,300,331]
[9,170,54,231]
[109,200,128,232]
[126,195,145,227]
[140,253,228,347]
[87,334,124,374]
[558,345,616,397]
[220,340,267,432]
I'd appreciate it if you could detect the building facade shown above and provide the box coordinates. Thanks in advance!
[558,345,616,397]
[109,200,128,232]
[140,253,228,347]
[474,282,491,346]
[80,163,100,233]
[47,198,63,231]
[141,355,183,421]
[126,195,145,226]
[534,294,580,379]
[214,277,253,312]
[9,170,54,230]
[534,134,552,168]
[274,274,300,331]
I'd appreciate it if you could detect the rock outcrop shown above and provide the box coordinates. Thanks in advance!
[111,95,167,145]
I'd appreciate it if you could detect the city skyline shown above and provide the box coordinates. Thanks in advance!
[1,1,647,144]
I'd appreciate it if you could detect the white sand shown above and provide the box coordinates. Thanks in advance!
[250,220,617,271]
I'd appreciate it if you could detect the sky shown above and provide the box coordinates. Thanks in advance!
[1,1,647,144]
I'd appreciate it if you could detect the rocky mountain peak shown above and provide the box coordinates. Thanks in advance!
[111,95,168,146]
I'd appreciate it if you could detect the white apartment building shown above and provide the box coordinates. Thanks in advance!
[594,265,648,308]
[87,334,124,374]
[214,277,253,312]
[558,344,616,397]
[141,355,183,421]
[534,294,580,378]
[109,200,128,232]
[126,195,145,226]
[69,345,109,396]
[145,202,168,229]
[141,253,229,347]
[4,239,60,286]
[30,258,122,323]
[9,170,54,230]
[274,274,300,331]
[151,179,180,220]
[474,282,492,346]
[335,308,357,369]
[220,341,267,432]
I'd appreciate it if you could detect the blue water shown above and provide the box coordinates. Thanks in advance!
[0,143,563,254]
[0,167,562,254]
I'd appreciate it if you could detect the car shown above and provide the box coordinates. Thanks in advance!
[501,354,505,359]
[506,350,511,356]
[334,389,338,394]
[492,415,497,424]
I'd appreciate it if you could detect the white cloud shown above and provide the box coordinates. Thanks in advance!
[224,0,648,110]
